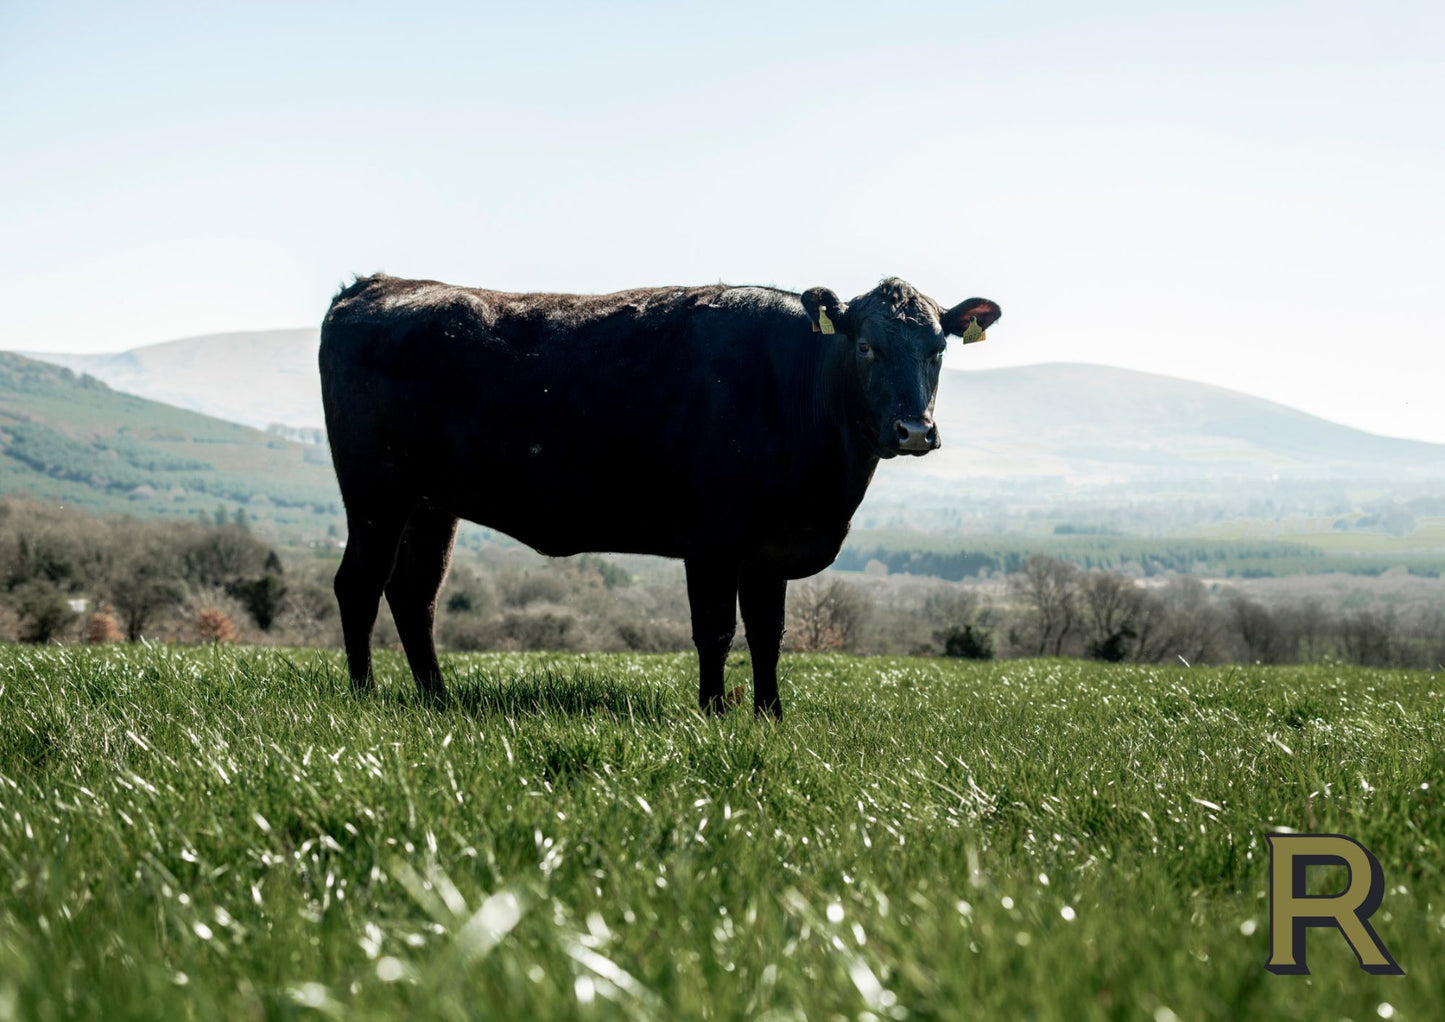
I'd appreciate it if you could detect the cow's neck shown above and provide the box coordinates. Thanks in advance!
[800,343,880,519]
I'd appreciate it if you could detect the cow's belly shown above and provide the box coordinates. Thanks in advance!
[432,466,849,573]
[431,463,700,559]
[748,523,851,579]
[466,510,690,560]
[471,516,848,576]
[410,409,857,571]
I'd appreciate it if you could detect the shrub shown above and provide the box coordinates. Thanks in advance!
[272,582,338,645]
[83,611,125,644]
[1087,628,1134,662]
[941,624,995,660]
[439,614,495,652]
[14,581,77,643]
[197,608,238,644]
[227,574,288,631]
[493,608,580,651]
[499,568,574,608]
[441,573,495,617]
[614,618,692,652]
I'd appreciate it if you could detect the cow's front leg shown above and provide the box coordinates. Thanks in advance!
[685,556,739,715]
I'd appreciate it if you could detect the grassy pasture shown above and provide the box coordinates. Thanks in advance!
[1,646,1442,1020]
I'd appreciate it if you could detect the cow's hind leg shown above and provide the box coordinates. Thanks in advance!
[685,556,739,715]
[739,570,787,719]
[385,505,459,704]
[334,509,408,693]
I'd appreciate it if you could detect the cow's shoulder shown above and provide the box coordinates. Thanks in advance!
[326,273,492,326]
[705,285,802,315]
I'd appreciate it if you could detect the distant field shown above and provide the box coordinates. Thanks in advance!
[2,646,1440,1019]
[841,525,1445,579]
[1187,516,1445,550]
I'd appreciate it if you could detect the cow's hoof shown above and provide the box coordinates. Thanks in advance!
[754,701,783,721]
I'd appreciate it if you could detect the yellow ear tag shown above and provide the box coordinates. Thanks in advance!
[817,308,836,335]
[959,319,985,344]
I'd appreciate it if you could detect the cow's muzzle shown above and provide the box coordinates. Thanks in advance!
[893,417,939,455]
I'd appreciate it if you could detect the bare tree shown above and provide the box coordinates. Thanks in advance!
[1079,571,1145,661]
[925,587,996,659]
[1410,606,1445,670]
[1339,608,1398,667]
[1228,594,1294,664]
[785,576,871,652]
[1287,598,1330,663]
[1127,589,1179,663]
[1008,555,1081,656]
[108,539,187,641]
[1160,577,1226,664]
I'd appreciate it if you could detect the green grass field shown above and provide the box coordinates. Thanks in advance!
[2,646,1441,1020]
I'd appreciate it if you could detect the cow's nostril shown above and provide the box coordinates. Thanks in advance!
[896,421,911,442]
[925,425,938,445]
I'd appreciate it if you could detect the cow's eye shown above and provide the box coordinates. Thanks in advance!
[857,341,873,358]
[930,350,944,364]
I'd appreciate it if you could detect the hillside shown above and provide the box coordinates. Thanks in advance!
[5,345,1444,574]
[858,362,1445,533]
[903,362,1445,483]
[0,351,339,532]
[27,331,1445,486]
[28,328,324,431]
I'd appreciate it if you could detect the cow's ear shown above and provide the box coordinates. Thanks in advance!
[941,298,1002,344]
[801,287,849,336]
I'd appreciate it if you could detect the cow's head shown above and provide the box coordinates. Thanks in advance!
[801,278,1001,458]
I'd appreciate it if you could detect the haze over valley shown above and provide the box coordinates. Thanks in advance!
[30,328,1445,488]
[8,328,1445,594]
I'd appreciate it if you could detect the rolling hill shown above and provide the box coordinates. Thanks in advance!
[912,362,1445,483]
[0,351,340,532]
[29,329,324,432]
[6,340,1445,573]
[26,329,1445,486]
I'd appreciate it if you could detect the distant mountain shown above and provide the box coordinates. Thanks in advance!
[898,362,1445,484]
[0,351,339,530]
[18,332,1445,485]
[28,329,323,431]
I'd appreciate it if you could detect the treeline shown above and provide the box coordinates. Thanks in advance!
[0,499,334,645]
[962,555,1445,669]
[3,499,1441,670]
[3,421,212,486]
[0,498,687,653]
[837,537,1445,580]
[857,477,1445,537]
[434,555,694,654]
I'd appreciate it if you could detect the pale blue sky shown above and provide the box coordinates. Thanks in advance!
[2,1,1442,440]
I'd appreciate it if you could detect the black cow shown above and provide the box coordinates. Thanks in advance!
[320,275,1000,715]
